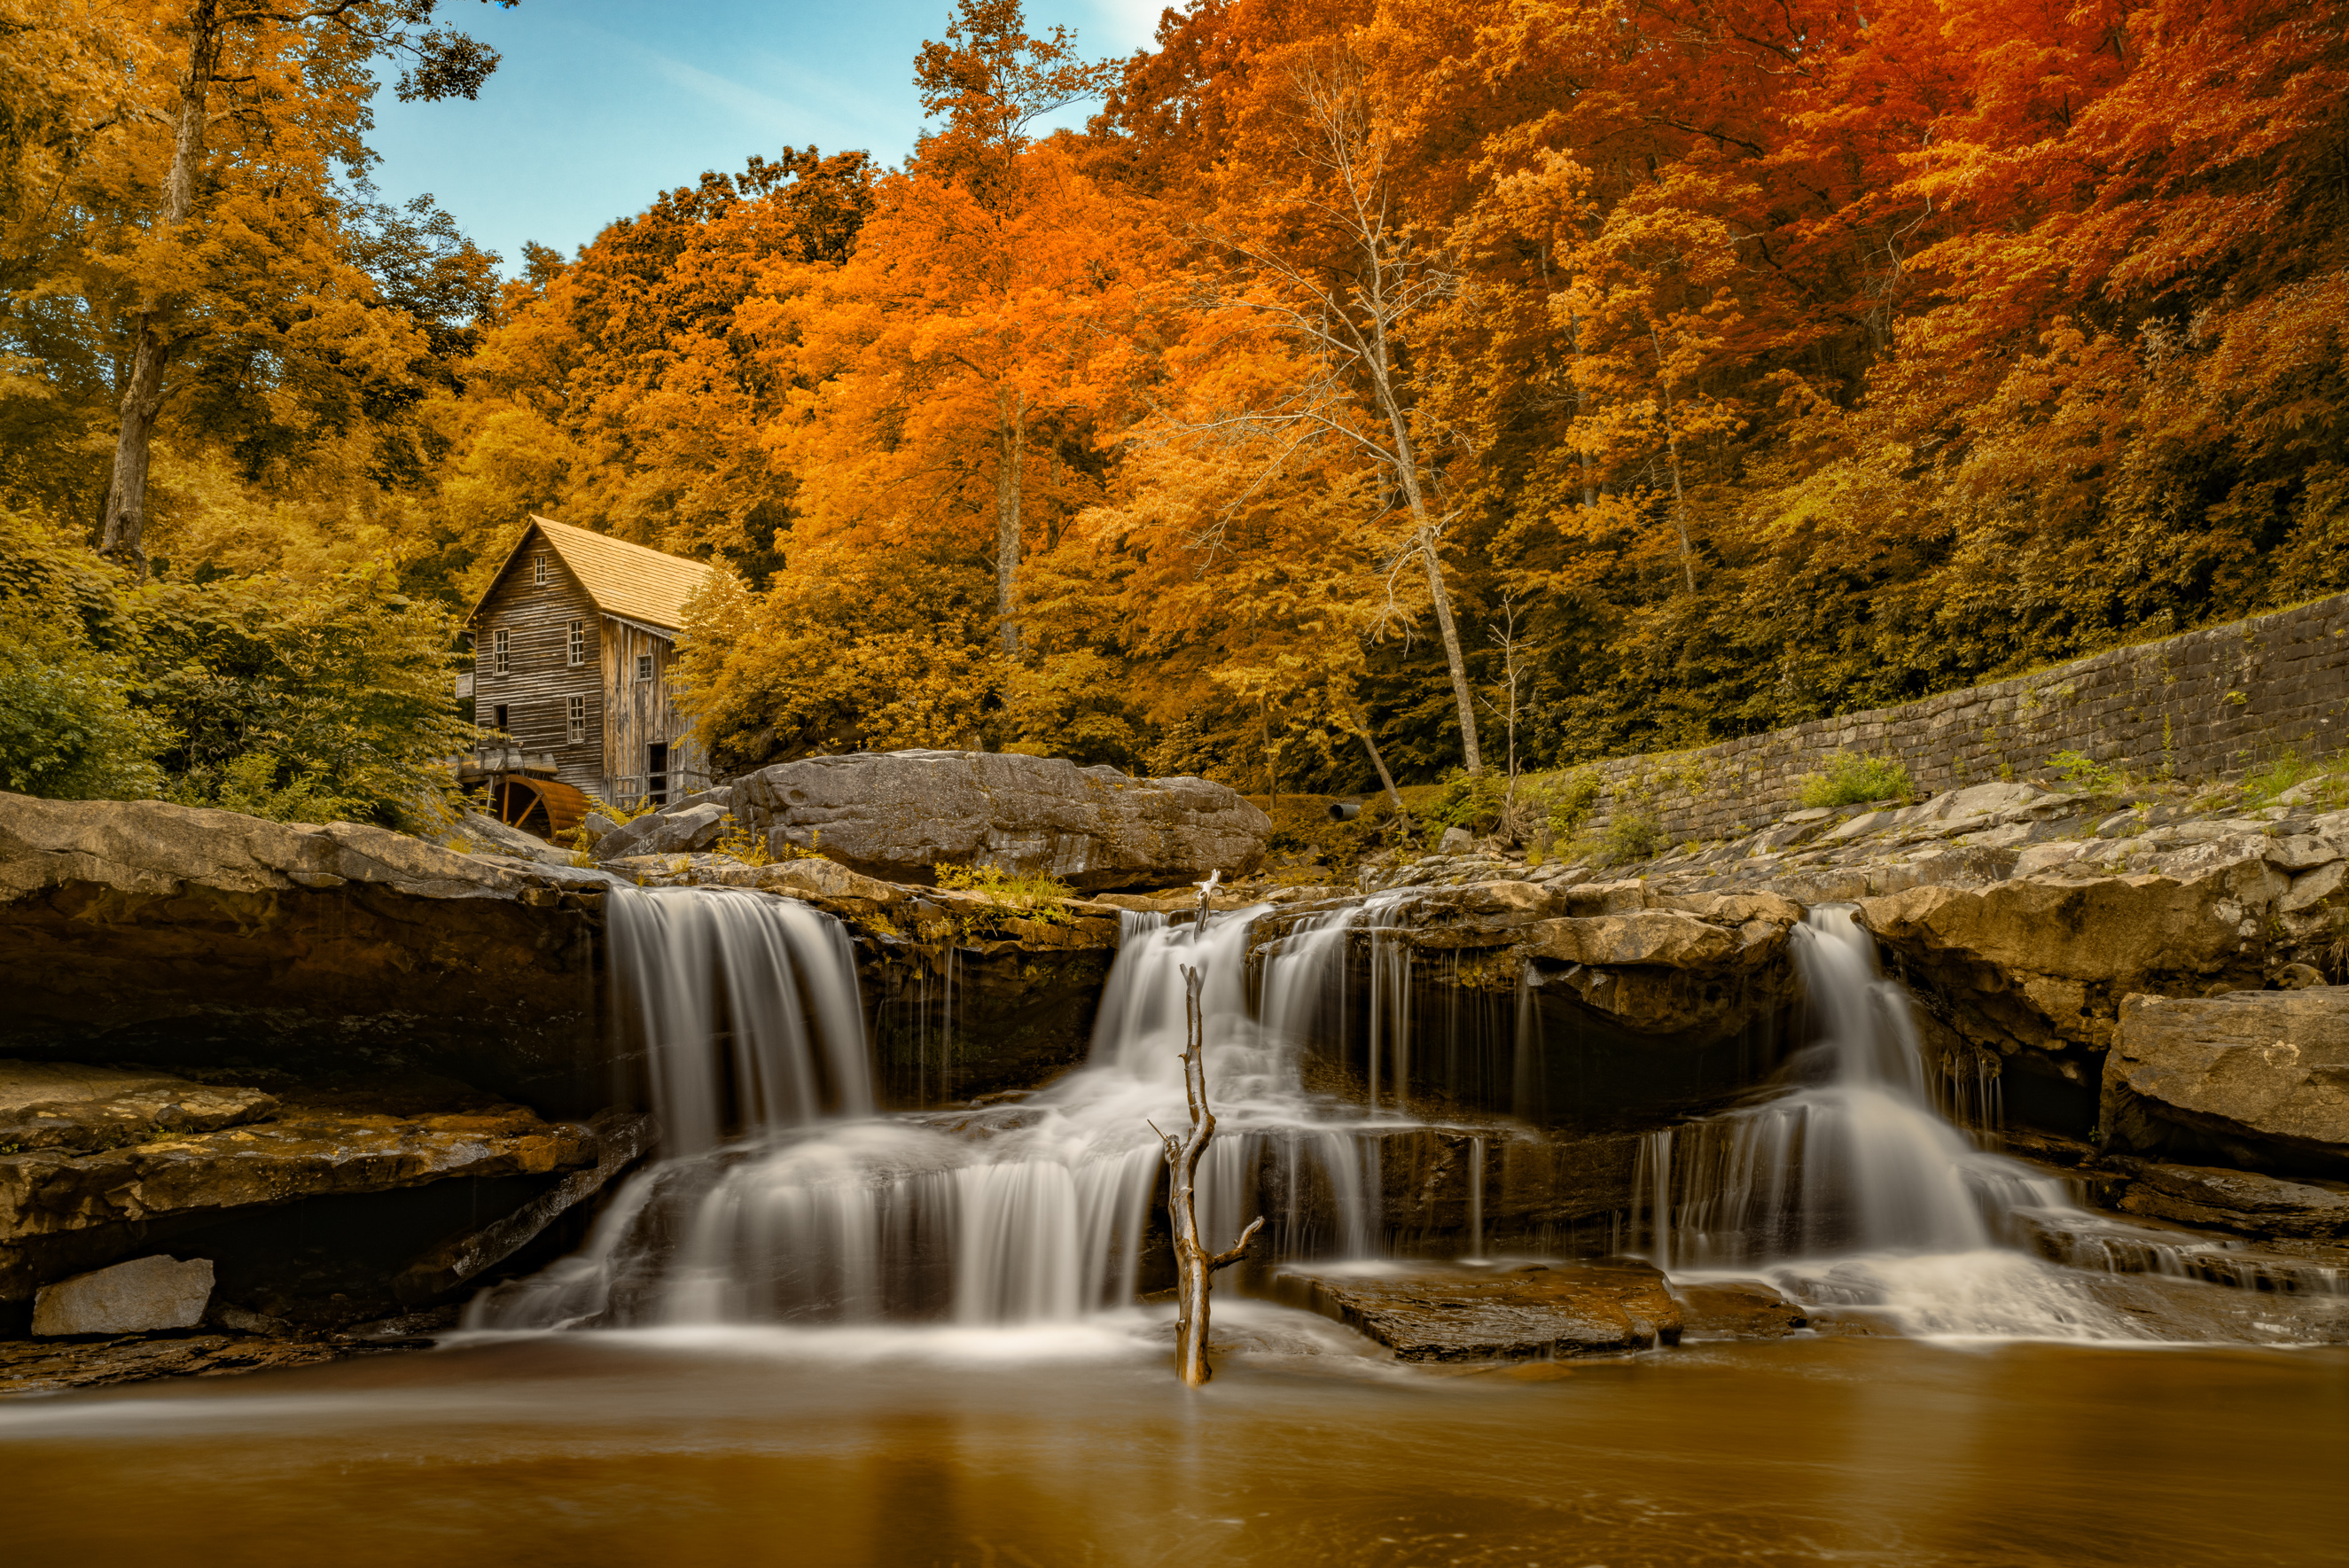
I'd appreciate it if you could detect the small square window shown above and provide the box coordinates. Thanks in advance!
[533,552,549,586]
[493,628,511,675]
[566,694,586,744]
[636,653,653,682]
[566,620,585,667]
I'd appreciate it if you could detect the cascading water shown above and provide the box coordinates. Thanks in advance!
[474,890,1402,1331]
[603,886,875,1154]
[477,885,2322,1346]
[1636,907,2171,1338]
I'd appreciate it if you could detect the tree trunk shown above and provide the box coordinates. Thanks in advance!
[1649,324,1697,594]
[99,0,221,578]
[1366,328,1483,776]
[1412,525,1483,774]
[1352,704,1413,846]
[995,386,1026,653]
[1157,906,1263,1388]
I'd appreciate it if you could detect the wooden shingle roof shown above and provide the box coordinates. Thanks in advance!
[467,514,721,636]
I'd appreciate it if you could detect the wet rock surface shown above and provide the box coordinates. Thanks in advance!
[1276,1260,1686,1361]
[2103,989,2349,1172]
[32,1254,214,1336]
[733,750,1270,890]
[1672,1279,1812,1338]
[0,1061,278,1153]
[0,1331,389,1397]
[0,1058,621,1304]
[0,793,609,1115]
[2112,1161,2349,1237]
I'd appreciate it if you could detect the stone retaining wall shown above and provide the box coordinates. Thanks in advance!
[1578,593,2349,843]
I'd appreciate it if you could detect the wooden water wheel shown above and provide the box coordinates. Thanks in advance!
[492,775,590,840]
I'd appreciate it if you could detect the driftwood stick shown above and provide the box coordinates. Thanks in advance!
[1164,956,1262,1387]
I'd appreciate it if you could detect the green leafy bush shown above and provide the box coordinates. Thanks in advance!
[1600,810,1663,865]
[142,566,475,828]
[1542,768,1604,839]
[1416,769,1508,840]
[0,510,472,825]
[0,515,169,800]
[1796,751,1912,809]
[935,862,1077,924]
[0,601,171,799]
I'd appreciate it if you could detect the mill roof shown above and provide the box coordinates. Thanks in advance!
[466,514,721,636]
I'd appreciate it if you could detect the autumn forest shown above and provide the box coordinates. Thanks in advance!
[4,0,2345,818]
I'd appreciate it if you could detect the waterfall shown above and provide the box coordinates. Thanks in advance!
[605,885,873,1155]
[474,889,1400,1331]
[1635,907,2151,1338]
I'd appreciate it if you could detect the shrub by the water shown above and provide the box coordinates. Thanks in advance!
[1600,811,1663,865]
[1797,752,1912,809]
[1542,769,1604,839]
[1416,770,1509,840]
[935,862,1077,923]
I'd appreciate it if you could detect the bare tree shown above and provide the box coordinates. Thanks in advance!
[1151,877,1263,1387]
[1188,51,1486,775]
[1485,600,1542,845]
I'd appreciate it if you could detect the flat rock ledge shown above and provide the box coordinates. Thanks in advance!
[0,1057,632,1304]
[0,1329,423,1399]
[1276,1260,1689,1361]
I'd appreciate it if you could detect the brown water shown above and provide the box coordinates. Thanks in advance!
[5,1307,2343,1567]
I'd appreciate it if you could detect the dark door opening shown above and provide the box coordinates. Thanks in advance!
[647,741,669,806]
[492,704,510,734]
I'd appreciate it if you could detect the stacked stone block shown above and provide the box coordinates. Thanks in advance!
[1573,595,2349,843]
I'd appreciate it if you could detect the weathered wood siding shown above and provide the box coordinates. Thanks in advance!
[600,618,704,806]
[471,527,605,792]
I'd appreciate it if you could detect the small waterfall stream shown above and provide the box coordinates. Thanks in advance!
[1636,908,2177,1338]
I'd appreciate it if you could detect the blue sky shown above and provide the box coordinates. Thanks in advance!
[367,1,1166,272]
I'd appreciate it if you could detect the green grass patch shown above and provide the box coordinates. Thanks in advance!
[2240,748,2334,807]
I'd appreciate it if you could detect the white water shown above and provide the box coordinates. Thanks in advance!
[1637,907,2197,1340]
[603,886,873,1156]
[476,888,2324,1344]
[474,893,1405,1330]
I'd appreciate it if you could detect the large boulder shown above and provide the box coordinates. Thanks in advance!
[594,800,730,861]
[31,1254,213,1336]
[734,750,1271,891]
[0,793,610,1115]
[2103,989,2349,1174]
[1521,912,1741,969]
[1861,862,2286,994]
[1853,861,2291,1136]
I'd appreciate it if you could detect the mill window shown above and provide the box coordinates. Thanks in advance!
[566,620,585,666]
[493,628,511,675]
[566,694,587,744]
[636,653,654,682]
[533,552,549,586]
[491,704,510,734]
